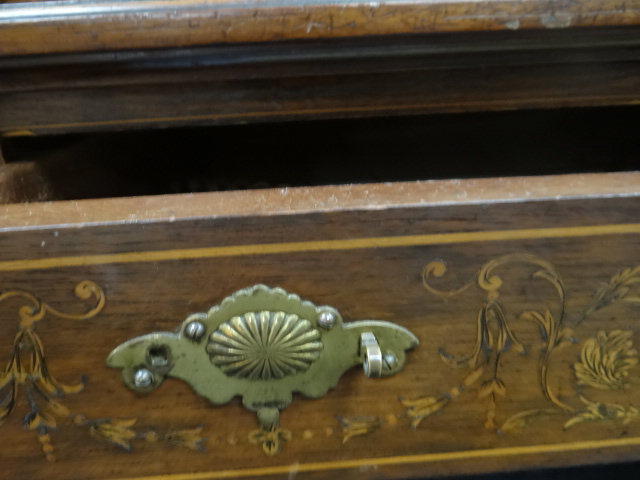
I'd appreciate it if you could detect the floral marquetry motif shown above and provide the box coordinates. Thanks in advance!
[407,254,640,436]
[0,281,105,461]
[0,282,205,461]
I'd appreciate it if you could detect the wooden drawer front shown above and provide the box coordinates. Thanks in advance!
[1,173,640,479]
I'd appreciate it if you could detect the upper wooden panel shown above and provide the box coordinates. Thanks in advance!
[1,0,639,134]
[0,0,639,56]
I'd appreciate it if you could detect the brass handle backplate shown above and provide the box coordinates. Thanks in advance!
[107,285,418,453]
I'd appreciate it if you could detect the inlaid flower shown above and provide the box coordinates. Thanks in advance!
[88,418,138,451]
[575,330,638,390]
[337,415,384,443]
[248,425,292,456]
[400,394,450,429]
[164,426,207,451]
[207,311,323,380]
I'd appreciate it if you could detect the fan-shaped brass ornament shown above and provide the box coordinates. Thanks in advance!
[208,311,323,380]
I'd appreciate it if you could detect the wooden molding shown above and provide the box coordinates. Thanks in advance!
[1,0,639,56]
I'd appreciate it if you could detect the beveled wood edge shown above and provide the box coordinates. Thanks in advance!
[1,172,639,231]
[0,0,639,56]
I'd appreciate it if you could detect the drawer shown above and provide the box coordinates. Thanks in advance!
[1,172,640,479]
[1,0,639,476]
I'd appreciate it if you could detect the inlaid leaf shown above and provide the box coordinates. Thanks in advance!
[501,409,559,433]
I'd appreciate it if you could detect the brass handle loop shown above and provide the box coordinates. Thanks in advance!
[360,332,383,378]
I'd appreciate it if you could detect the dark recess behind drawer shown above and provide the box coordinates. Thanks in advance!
[0,105,639,204]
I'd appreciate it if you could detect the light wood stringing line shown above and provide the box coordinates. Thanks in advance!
[111,435,640,480]
[1,223,640,272]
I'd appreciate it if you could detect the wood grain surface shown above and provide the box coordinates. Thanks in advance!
[2,27,640,134]
[1,1,639,132]
[1,174,640,479]
[1,0,639,56]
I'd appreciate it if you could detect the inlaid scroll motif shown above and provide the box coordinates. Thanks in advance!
[0,282,205,461]
[402,255,640,434]
[0,282,105,461]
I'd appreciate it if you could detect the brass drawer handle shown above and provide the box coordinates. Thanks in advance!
[107,285,418,452]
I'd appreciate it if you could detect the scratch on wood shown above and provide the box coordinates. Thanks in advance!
[505,19,520,30]
[540,13,573,28]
